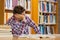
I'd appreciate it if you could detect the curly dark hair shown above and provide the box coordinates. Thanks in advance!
[13,6,25,14]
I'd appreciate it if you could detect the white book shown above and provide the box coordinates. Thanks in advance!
[47,26,51,34]
[8,0,10,9]
[5,0,8,9]
[25,0,26,9]
[50,14,53,23]
[17,0,20,5]
[6,0,9,9]
[7,0,9,9]
[41,2,42,12]
[27,0,31,10]
[49,3,51,13]
[20,0,26,9]
[9,0,12,9]
[5,0,12,9]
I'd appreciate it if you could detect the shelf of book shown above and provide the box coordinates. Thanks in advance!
[31,0,58,34]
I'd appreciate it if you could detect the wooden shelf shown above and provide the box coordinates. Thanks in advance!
[5,9,13,13]
[39,1,58,4]
[39,23,56,26]
[25,10,31,14]
[39,11,56,15]
[5,9,31,14]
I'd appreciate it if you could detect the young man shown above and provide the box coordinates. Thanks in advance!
[7,6,40,40]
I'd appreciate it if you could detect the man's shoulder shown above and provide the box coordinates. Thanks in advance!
[25,15,30,19]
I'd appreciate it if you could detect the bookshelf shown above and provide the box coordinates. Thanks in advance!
[0,0,31,24]
[31,0,58,34]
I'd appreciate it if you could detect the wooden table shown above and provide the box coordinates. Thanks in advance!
[0,34,60,40]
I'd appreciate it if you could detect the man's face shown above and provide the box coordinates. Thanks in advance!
[14,11,25,21]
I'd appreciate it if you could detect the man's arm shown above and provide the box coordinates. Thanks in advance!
[26,17,40,34]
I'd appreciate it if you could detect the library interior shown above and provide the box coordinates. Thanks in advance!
[0,0,60,40]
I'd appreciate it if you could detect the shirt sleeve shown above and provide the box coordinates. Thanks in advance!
[26,17,40,34]
[6,18,15,29]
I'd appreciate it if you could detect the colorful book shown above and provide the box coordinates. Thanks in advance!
[27,0,31,10]
[50,14,53,23]
[17,0,20,5]
[50,27,54,34]
[53,15,56,24]
[39,13,44,24]
[53,4,56,12]
[44,14,48,23]
[48,15,50,23]
[46,2,49,12]
[9,0,12,9]
[20,0,26,9]
[49,3,51,13]
[43,2,47,12]
[12,0,18,9]
[42,2,45,12]
[5,0,12,9]
[39,25,44,34]
[51,3,54,12]
[44,26,48,34]
[47,26,51,34]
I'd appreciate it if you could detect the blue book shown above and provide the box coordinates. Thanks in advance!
[39,25,44,34]
[46,2,49,12]
[44,14,47,23]
[42,2,44,12]
[50,14,53,23]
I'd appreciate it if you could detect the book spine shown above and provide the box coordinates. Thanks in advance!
[18,0,20,5]
[12,0,18,9]
[50,14,53,23]
[9,0,12,9]
[53,15,56,24]
[47,26,51,34]
[39,25,44,34]
[49,3,51,13]
[46,2,49,12]
[27,0,30,10]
